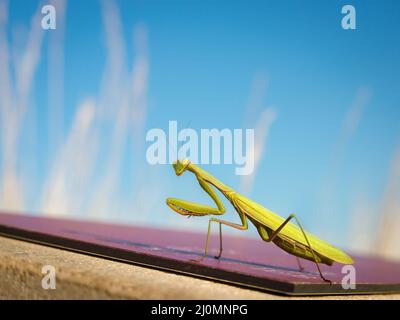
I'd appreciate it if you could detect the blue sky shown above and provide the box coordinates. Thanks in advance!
[1,0,400,254]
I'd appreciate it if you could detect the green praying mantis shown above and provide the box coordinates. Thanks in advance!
[166,159,354,283]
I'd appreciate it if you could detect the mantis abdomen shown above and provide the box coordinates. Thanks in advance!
[272,234,334,266]
[249,216,334,266]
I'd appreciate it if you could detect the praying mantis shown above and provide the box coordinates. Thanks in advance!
[166,159,354,283]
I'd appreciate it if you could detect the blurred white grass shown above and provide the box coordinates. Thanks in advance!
[349,142,400,261]
[0,0,44,211]
[323,87,400,260]
[376,144,400,259]
[240,73,277,196]
[319,88,371,240]
[322,88,372,209]
[48,0,66,161]
[41,0,150,219]
[41,99,97,215]
[0,0,152,220]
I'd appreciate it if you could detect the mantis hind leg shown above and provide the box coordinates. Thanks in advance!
[255,223,303,272]
[292,215,331,283]
[267,214,331,283]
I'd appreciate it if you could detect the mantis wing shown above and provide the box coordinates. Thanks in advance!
[234,195,354,264]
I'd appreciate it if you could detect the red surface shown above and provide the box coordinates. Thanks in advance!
[0,212,399,294]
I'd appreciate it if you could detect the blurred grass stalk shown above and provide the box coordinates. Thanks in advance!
[376,145,400,260]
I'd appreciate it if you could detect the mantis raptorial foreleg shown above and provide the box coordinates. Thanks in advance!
[167,176,226,216]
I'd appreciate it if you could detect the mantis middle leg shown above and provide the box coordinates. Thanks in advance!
[192,208,248,262]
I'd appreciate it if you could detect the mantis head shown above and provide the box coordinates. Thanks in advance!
[172,158,190,176]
